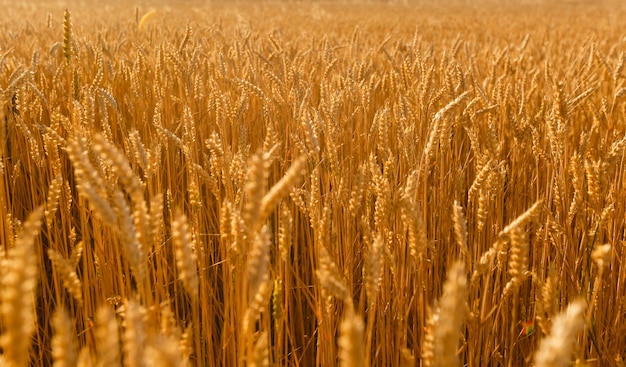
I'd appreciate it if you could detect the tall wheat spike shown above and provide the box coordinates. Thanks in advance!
[0,207,44,367]
[122,300,148,367]
[338,305,366,367]
[95,306,121,367]
[62,9,72,64]
[48,249,83,306]
[425,261,468,367]
[534,300,586,367]
[452,201,468,261]
[51,307,78,367]
[171,210,199,301]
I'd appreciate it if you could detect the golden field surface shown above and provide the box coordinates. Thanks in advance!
[1,0,625,366]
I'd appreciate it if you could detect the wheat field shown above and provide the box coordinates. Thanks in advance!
[0,0,625,366]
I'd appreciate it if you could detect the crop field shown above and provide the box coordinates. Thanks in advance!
[0,0,625,366]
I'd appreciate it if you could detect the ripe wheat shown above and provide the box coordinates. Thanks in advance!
[0,1,625,366]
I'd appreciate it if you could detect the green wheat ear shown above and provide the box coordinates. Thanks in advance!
[63,9,72,64]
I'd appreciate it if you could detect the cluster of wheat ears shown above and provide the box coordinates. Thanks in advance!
[0,1,625,366]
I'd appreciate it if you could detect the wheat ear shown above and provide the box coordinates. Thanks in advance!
[48,248,83,306]
[52,307,78,367]
[95,306,121,367]
[171,210,199,300]
[247,226,271,304]
[62,9,72,64]
[338,305,366,367]
[452,201,468,261]
[534,300,586,367]
[0,207,44,367]
[424,261,468,367]
[249,332,270,367]
[258,156,306,224]
[122,300,148,367]
[146,336,184,367]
